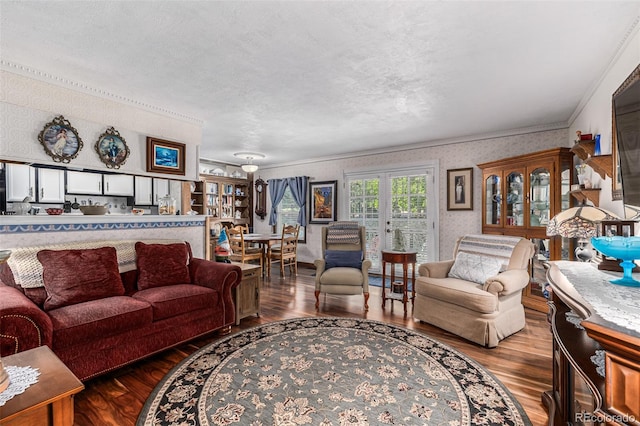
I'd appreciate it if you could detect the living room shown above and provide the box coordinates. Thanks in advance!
[1,2,640,425]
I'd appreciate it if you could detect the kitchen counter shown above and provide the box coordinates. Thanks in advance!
[0,214,205,233]
[0,214,207,257]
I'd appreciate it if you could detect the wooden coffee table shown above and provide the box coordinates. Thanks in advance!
[0,346,84,426]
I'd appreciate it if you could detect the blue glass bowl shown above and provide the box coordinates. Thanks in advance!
[591,236,640,287]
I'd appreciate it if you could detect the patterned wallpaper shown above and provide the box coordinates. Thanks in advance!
[255,128,571,262]
[0,68,573,263]
[0,70,202,180]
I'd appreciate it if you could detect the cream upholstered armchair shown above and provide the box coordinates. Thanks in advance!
[413,234,534,348]
[314,224,371,311]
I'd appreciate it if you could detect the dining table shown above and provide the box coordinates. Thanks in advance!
[243,233,286,277]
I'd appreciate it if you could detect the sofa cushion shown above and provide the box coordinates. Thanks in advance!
[37,247,125,311]
[448,251,505,285]
[48,295,152,349]
[415,277,498,314]
[319,267,364,286]
[324,250,362,269]
[136,242,191,290]
[133,284,219,321]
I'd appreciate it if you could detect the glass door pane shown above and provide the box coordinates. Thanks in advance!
[387,173,431,267]
[530,168,551,227]
[485,174,501,225]
[347,168,435,274]
[348,176,382,270]
[530,237,550,300]
[506,172,524,227]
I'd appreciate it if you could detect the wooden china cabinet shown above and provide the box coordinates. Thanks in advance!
[478,147,574,312]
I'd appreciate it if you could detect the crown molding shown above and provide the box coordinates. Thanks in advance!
[569,14,640,125]
[258,121,569,170]
[0,59,204,126]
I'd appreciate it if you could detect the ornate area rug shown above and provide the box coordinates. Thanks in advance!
[137,318,531,425]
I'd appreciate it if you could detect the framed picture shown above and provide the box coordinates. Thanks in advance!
[95,127,130,169]
[38,115,83,163]
[309,180,337,223]
[146,137,186,175]
[447,168,473,211]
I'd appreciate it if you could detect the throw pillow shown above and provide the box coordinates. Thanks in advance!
[136,242,191,290]
[448,251,505,285]
[325,250,363,269]
[37,247,125,311]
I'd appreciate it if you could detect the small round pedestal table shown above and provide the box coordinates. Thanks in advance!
[381,250,417,316]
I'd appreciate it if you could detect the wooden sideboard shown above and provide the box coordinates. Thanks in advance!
[544,262,640,426]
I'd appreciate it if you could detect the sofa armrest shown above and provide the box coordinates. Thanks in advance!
[361,259,372,292]
[314,260,326,288]
[483,269,530,296]
[418,260,454,278]
[0,284,53,356]
[189,259,242,326]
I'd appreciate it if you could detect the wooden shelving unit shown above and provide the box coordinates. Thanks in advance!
[570,140,613,180]
[570,188,601,206]
[181,181,204,215]
[182,175,252,227]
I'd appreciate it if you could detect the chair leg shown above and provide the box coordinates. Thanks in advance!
[314,290,320,309]
[364,292,369,311]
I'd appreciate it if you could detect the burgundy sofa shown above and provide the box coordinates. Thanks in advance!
[0,239,241,381]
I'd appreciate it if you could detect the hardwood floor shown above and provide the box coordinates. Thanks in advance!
[73,267,552,426]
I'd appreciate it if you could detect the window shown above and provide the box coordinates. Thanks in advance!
[276,187,306,241]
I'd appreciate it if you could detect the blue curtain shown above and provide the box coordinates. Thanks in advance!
[286,176,308,225]
[267,178,288,226]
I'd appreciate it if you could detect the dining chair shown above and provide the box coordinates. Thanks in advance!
[267,224,300,277]
[227,226,263,272]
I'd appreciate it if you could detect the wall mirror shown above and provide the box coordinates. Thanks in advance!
[612,63,640,207]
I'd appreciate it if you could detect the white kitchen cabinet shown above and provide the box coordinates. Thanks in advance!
[134,176,153,205]
[6,163,36,201]
[153,178,170,205]
[66,171,103,194]
[103,174,134,196]
[37,168,65,203]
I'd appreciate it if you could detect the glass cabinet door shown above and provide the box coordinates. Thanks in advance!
[485,174,501,225]
[529,167,551,228]
[530,237,550,301]
[506,172,524,227]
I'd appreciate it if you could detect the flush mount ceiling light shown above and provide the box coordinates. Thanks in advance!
[234,152,265,173]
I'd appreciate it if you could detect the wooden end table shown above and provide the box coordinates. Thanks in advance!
[232,262,262,325]
[381,250,417,317]
[0,346,84,426]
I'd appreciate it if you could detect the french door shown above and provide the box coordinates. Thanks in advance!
[345,166,438,274]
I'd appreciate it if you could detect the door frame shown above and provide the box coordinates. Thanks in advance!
[342,161,440,273]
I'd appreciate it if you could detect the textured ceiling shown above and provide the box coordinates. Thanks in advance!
[1,1,639,168]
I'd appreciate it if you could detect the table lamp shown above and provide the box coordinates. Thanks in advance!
[546,205,619,261]
[0,250,11,393]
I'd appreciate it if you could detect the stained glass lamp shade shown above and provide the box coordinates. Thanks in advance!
[546,206,619,261]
